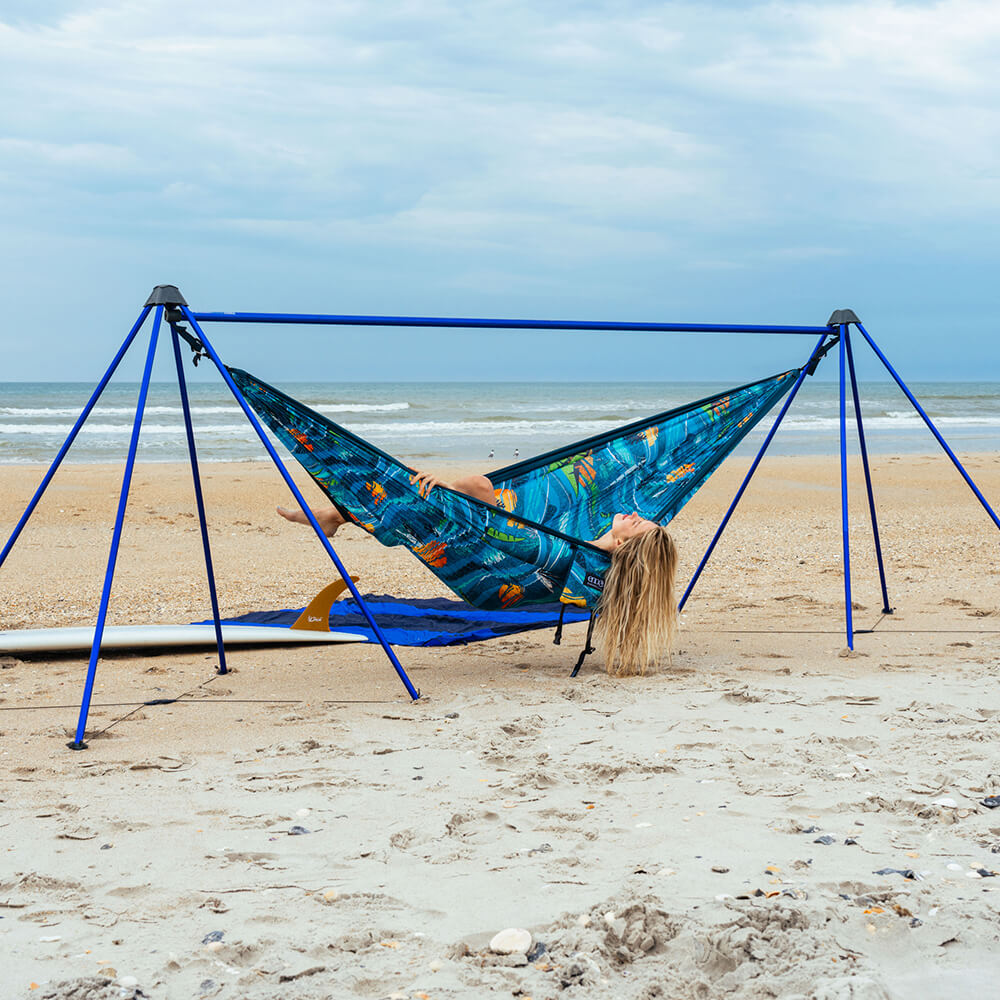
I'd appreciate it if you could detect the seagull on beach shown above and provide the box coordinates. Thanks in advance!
[514,448,519,459]
[488,448,494,459]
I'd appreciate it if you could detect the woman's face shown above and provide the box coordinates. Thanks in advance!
[610,511,657,544]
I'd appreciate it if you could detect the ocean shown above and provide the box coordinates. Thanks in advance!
[1,379,998,467]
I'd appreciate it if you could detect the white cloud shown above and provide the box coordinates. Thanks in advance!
[687,1,1000,217]
[0,1,998,380]
[4,0,997,241]
[0,137,137,169]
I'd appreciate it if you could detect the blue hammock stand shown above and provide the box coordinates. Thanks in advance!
[3,286,999,750]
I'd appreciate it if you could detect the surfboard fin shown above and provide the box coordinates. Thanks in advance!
[289,577,360,632]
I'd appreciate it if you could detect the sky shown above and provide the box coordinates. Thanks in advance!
[1,0,998,384]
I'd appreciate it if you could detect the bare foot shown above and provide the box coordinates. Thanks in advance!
[277,505,345,537]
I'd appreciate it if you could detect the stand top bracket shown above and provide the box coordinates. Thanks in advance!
[827,308,860,327]
[145,285,188,307]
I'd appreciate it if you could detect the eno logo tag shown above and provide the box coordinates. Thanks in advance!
[584,573,605,591]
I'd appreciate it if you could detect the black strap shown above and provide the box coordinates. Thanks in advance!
[166,307,208,366]
[570,612,598,677]
[806,335,839,376]
[553,603,568,645]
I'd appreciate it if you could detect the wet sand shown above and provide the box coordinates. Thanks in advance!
[2,455,999,999]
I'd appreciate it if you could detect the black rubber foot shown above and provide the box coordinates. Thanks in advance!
[67,740,88,751]
[882,607,894,615]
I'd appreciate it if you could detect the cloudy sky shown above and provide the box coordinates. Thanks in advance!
[2,0,998,382]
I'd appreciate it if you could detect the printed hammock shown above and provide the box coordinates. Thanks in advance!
[229,368,799,611]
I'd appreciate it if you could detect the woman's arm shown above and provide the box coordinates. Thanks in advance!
[409,470,496,505]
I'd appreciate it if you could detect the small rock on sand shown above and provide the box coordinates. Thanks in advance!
[489,927,532,954]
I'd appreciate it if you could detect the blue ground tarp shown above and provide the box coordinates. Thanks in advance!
[196,595,590,647]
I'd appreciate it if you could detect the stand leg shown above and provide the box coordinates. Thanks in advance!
[1,306,152,572]
[845,328,891,614]
[179,307,420,701]
[679,332,832,611]
[838,325,854,649]
[69,307,164,750]
[856,322,1000,532]
[170,329,228,676]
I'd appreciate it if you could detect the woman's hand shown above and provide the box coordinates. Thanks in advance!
[410,470,446,497]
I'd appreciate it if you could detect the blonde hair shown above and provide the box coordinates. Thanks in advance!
[594,525,678,676]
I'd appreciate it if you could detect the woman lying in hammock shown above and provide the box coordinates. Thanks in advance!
[278,470,679,677]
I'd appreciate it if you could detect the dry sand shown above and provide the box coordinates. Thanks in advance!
[2,455,999,999]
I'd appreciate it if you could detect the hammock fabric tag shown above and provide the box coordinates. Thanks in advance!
[584,573,605,592]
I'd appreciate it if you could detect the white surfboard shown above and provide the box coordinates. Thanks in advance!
[0,623,368,654]
[0,580,377,654]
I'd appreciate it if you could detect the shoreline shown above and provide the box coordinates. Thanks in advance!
[4,438,1000,469]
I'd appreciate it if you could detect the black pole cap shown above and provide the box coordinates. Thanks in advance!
[827,308,860,327]
[145,284,188,307]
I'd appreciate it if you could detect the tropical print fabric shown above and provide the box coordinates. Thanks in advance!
[229,369,612,611]
[487,370,800,550]
[228,367,798,611]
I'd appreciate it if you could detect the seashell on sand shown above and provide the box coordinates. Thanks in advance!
[489,927,532,954]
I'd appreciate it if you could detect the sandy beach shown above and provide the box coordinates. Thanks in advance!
[2,454,999,999]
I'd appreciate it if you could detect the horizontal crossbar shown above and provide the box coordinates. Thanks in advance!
[191,310,830,335]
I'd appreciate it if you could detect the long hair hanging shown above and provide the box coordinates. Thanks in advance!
[595,526,678,676]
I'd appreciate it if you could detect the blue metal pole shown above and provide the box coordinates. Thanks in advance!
[679,332,832,611]
[845,327,891,614]
[70,306,164,749]
[170,328,228,676]
[177,306,420,701]
[191,311,829,337]
[1,307,152,572]
[838,325,854,649]
[856,322,1000,533]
